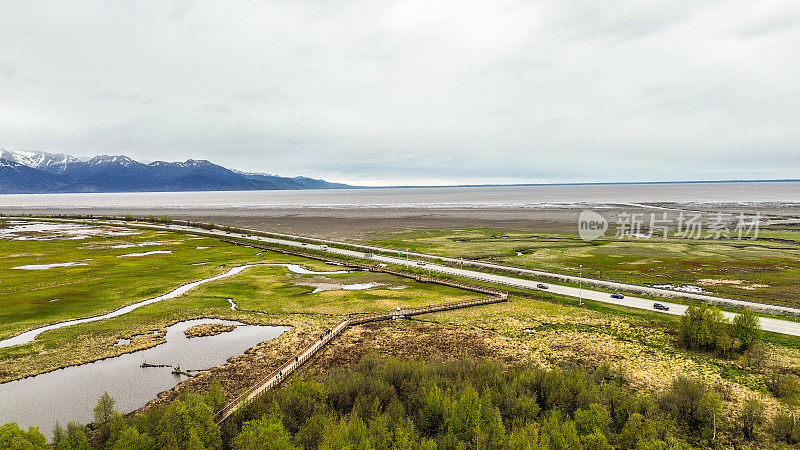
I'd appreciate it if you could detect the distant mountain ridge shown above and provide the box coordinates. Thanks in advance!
[0,149,350,194]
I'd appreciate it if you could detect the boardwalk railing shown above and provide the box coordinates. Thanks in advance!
[215,292,508,423]
[215,317,351,423]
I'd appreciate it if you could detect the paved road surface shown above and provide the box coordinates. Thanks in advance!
[39,219,800,337]
[156,224,800,318]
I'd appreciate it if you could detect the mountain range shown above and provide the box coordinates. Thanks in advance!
[0,149,350,194]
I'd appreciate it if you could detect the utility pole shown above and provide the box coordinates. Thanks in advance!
[579,264,583,306]
[406,249,409,267]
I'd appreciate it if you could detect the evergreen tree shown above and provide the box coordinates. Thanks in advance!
[93,392,116,425]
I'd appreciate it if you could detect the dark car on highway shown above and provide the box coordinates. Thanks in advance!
[610,293,624,299]
[537,283,548,289]
[653,303,670,311]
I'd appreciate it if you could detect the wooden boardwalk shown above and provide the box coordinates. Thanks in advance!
[215,294,507,423]
[214,238,508,423]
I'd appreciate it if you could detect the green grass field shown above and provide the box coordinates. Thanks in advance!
[0,227,261,339]
[0,221,476,381]
[4,219,800,444]
[363,227,800,307]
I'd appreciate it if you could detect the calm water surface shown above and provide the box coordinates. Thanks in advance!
[0,182,799,210]
[0,319,288,432]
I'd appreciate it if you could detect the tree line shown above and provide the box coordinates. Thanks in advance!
[2,354,798,449]
[3,303,798,449]
[222,353,789,449]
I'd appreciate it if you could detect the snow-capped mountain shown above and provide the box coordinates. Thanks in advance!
[0,149,349,194]
[0,149,79,173]
[87,155,139,167]
[0,156,68,193]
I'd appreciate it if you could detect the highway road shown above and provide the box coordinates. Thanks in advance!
[39,218,800,337]
[144,222,800,318]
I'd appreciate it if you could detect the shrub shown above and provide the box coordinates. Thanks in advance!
[679,304,730,353]
[742,342,769,369]
[732,310,762,350]
[771,411,800,444]
[766,373,800,407]
[660,375,722,439]
[740,399,764,440]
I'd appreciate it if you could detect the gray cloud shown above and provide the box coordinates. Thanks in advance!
[0,0,798,186]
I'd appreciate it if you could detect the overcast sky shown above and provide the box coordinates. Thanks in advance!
[1,1,799,186]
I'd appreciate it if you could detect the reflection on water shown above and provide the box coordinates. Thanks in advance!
[0,319,288,432]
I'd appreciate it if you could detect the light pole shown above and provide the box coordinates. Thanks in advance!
[579,264,583,306]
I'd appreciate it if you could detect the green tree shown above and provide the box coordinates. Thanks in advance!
[52,422,65,448]
[203,379,225,411]
[574,403,611,436]
[732,310,762,350]
[740,399,764,441]
[444,386,506,448]
[233,413,298,450]
[446,386,482,444]
[156,392,221,450]
[57,422,90,450]
[679,304,730,352]
[319,415,371,449]
[294,411,331,450]
[617,413,657,449]
[766,373,800,408]
[698,390,722,441]
[418,384,446,436]
[715,331,737,358]
[537,412,581,450]
[477,395,506,449]
[277,379,327,433]
[391,418,421,450]
[661,375,721,436]
[0,423,47,450]
[507,423,540,450]
[580,431,612,450]
[94,392,116,425]
[109,426,155,450]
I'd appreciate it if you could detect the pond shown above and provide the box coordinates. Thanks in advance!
[0,318,288,432]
